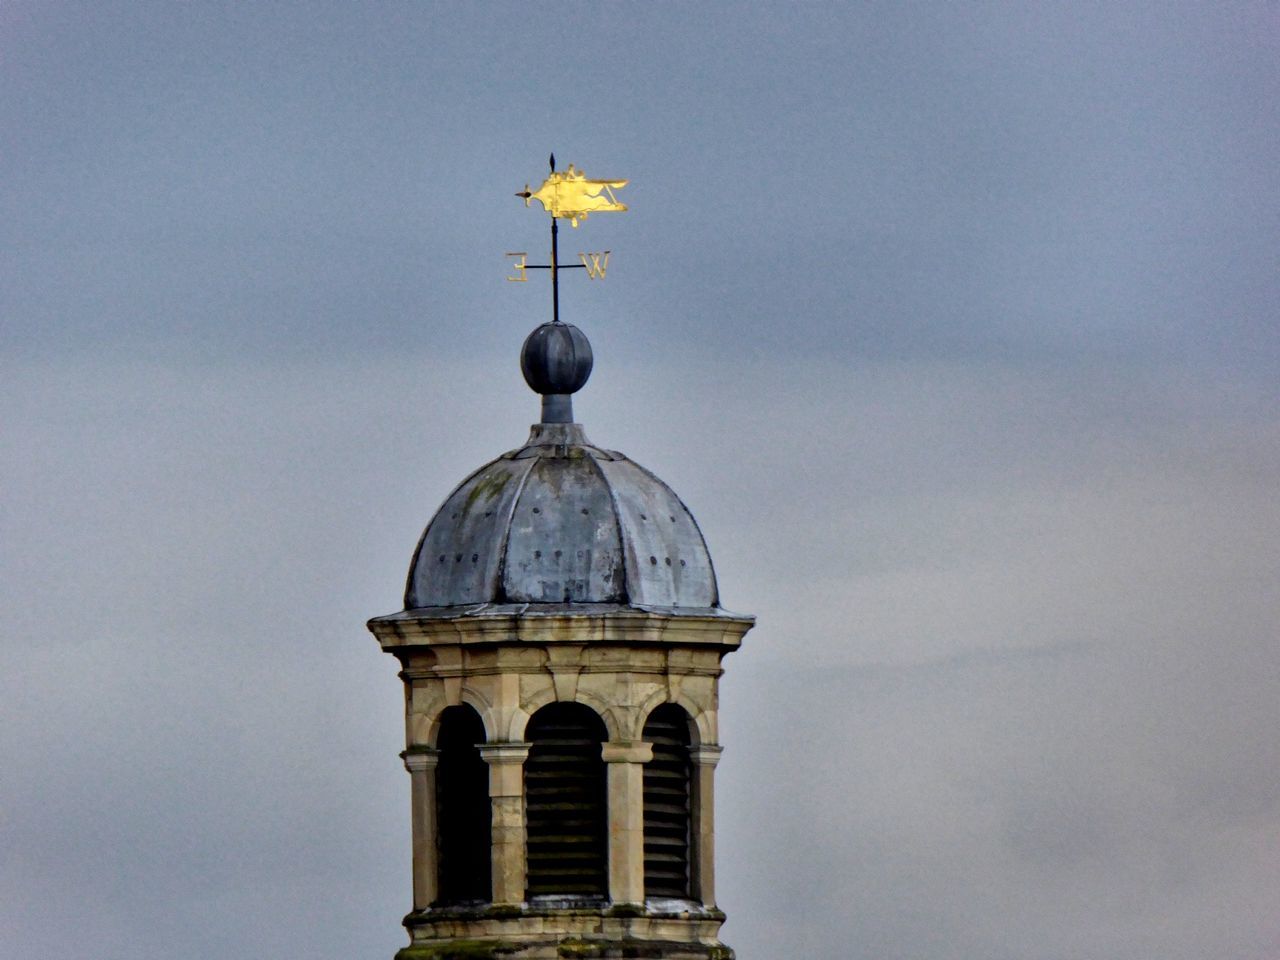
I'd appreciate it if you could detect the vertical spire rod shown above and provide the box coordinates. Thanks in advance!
[550,216,560,325]
[549,153,560,325]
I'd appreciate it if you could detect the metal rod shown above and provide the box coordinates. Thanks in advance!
[551,215,560,324]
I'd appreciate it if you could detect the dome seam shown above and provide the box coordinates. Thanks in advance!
[491,454,540,605]
[584,448,631,606]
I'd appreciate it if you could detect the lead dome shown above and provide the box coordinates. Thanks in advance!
[404,422,720,611]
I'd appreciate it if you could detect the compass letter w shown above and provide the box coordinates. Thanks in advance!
[579,251,611,279]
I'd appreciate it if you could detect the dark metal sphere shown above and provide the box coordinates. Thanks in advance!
[520,322,593,396]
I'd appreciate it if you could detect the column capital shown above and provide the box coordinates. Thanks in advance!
[601,740,654,764]
[478,742,531,764]
[689,744,723,767]
[401,748,440,773]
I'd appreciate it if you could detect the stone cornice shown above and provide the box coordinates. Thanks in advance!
[368,607,754,652]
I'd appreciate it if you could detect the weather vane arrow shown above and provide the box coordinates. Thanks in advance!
[506,154,628,325]
[516,156,628,227]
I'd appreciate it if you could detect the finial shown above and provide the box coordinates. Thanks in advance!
[521,321,593,424]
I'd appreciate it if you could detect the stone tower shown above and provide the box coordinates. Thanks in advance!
[368,319,753,959]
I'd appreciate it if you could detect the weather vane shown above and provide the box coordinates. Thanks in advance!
[506,153,628,325]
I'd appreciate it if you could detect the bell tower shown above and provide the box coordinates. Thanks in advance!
[367,164,752,960]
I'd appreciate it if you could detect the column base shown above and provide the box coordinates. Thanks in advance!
[396,944,730,960]
[397,901,731,960]
[397,942,730,960]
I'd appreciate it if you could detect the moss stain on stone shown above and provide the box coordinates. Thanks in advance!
[605,903,646,918]
[554,941,727,959]
[395,940,517,960]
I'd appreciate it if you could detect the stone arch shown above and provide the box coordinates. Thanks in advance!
[414,685,497,748]
[457,685,497,742]
[502,706,532,744]
[407,693,445,748]
[690,706,716,746]
[516,686,620,742]
[637,689,706,747]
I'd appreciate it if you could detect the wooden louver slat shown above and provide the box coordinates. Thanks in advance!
[643,705,693,899]
[524,704,608,898]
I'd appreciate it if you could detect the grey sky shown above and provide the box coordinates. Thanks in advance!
[3,3,1277,959]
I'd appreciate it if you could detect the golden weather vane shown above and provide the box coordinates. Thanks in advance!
[519,162,628,227]
[506,154,628,325]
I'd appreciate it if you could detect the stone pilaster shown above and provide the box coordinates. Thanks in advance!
[601,739,654,905]
[478,742,531,905]
[688,744,722,907]
[402,748,440,911]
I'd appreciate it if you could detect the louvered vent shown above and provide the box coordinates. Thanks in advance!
[525,703,608,898]
[643,704,692,899]
[435,705,491,902]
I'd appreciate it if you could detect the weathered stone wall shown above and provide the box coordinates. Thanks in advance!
[367,610,749,959]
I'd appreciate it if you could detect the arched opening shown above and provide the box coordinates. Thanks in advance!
[642,704,693,899]
[524,702,608,899]
[435,704,490,903]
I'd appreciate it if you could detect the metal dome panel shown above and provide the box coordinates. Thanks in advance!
[406,457,536,608]
[594,457,718,609]
[502,456,626,603]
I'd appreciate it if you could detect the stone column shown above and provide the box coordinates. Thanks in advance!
[601,740,654,905]
[402,748,440,911]
[478,742,531,905]
[689,744,722,907]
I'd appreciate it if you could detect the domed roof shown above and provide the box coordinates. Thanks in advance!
[405,422,720,612]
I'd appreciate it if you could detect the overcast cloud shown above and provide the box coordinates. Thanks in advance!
[3,3,1278,959]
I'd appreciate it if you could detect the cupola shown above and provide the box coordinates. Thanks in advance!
[367,163,752,960]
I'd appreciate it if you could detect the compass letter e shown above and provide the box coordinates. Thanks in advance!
[579,251,610,279]
[506,252,528,282]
